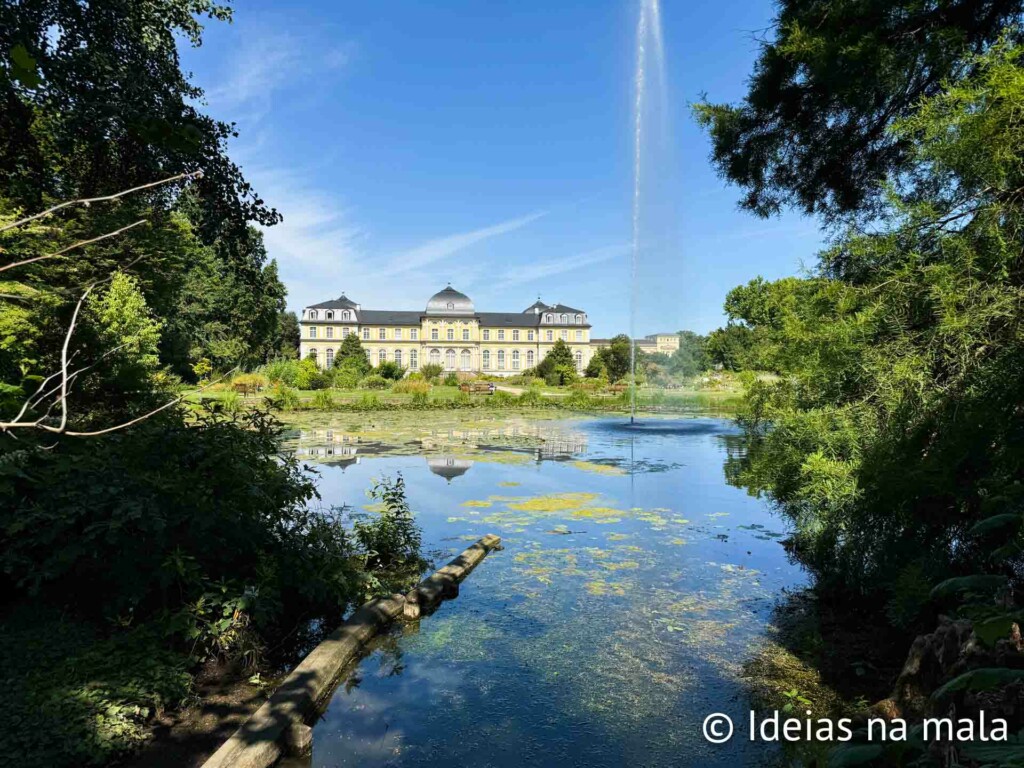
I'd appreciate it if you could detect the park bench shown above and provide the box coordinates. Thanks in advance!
[459,381,496,394]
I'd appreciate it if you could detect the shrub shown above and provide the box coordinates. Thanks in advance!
[406,372,424,381]
[392,379,430,395]
[294,358,328,390]
[564,389,594,410]
[261,358,300,387]
[443,372,460,386]
[517,387,544,406]
[312,389,335,411]
[357,393,382,410]
[220,390,244,415]
[375,360,406,381]
[410,391,429,407]
[354,474,424,575]
[330,363,362,389]
[358,374,390,390]
[419,362,443,382]
[491,390,516,407]
[265,384,300,410]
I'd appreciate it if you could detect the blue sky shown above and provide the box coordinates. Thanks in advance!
[179,1,824,337]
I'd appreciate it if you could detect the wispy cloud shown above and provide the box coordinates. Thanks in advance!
[497,243,627,287]
[377,211,547,277]
[202,29,354,124]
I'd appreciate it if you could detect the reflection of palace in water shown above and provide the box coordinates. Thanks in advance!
[293,420,590,473]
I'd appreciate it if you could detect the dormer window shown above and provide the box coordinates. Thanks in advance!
[342,310,351,320]
[544,313,553,323]
[309,310,318,320]
[447,302,455,310]
[575,314,582,324]
[560,314,568,324]
[326,311,334,320]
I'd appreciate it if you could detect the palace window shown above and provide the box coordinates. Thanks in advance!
[462,328,470,341]
[409,350,418,369]
[342,310,351,321]
[395,329,402,340]
[575,351,583,369]
[526,350,535,367]
[326,311,334,320]
[309,327,317,339]
[497,330,505,341]
[309,310,318,320]
[546,330,553,341]
[482,329,490,341]
[342,328,350,338]
[512,350,520,370]
[544,313,552,323]
[411,328,419,340]
[394,349,402,366]
[461,349,471,370]
[447,302,455,310]
[512,330,519,341]
[528,330,534,341]
[575,314,582,324]
[431,328,439,340]
[561,313,568,324]
[326,327,334,339]
[447,328,454,341]
[362,328,370,340]
[446,349,456,370]
[379,328,387,340]
[308,348,318,364]
[560,330,568,341]
[575,330,583,341]
[497,350,505,370]
[378,349,387,364]
[430,349,441,365]
[482,350,490,369]
[326,348,334,367]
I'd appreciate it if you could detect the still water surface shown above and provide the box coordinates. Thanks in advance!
[280,411,805,767]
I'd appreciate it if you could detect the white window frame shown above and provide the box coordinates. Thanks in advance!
[378,349,387,365]
[379,328,387,340]
[497,330,505,341]
[409,349,418,369]
[309,326,317,339]
[326,326,334,339]
[447,327,455,341]
[326,348,334,367]
[446,349,456,370]
[482,329,490,341]
[460,349,471,370]
[482,350,490,369]
[431,328,439,340]
[462,328,470,341]
[497,350,505,370]
[527,350,535,367]
[512,350,520,370]
[546,330,553,341]
[362,328,370,340]
[394,349,402,366]
[411,329,419,340]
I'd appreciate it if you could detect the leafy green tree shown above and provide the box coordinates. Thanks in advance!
[335,332,370,373]
[275,311,300,359]
[535,338,577,385]
[720,42,1024,628]
[90,271,162,380]
[694,0,1023,222]
[418,362,443,382]
[584,354,607,379]
[668,331,709,377]
[594,335,634,382]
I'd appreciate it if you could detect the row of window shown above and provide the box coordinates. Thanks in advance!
[307,309,354,321]
[306,347,586,372]
[306,326,585,342]
[304,309,587,325]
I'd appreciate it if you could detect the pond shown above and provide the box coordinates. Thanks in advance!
[279,411,806,767]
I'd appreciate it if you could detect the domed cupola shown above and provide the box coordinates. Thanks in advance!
[425,284,475,316]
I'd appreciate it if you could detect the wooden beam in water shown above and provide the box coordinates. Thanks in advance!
[201,534,502,768]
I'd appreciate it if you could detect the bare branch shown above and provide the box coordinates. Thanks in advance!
[0,171,202,234]
[0,219,147,273]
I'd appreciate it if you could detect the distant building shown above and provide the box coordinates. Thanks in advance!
[298,286,594,376]
[590,333,680,355]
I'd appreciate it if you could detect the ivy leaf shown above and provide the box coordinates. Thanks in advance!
[932,668,1024,701]
[9,44,41,88]
[968,513,1023,537]
[930,575,1005,600]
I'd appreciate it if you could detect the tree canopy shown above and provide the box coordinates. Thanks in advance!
[694,0,1023,222]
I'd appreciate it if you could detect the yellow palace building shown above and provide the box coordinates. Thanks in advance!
[298,285,594,377]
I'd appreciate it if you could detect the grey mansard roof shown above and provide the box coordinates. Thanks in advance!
[308,294,359,310]
[358,310,422,326]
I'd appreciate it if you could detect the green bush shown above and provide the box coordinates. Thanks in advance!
[265,384,300,410]
[294,357,328,390]
[392,379,430,395]
[419,362,443,382]
[354,474,424,575]
[443,372,460,386]
[375,360,406,381]
[358,374,390,390]
[517,387,544,406]
[261,358,300,387]
[220,390,243,415]
[490,390,516,406]
[312,389,335,410]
